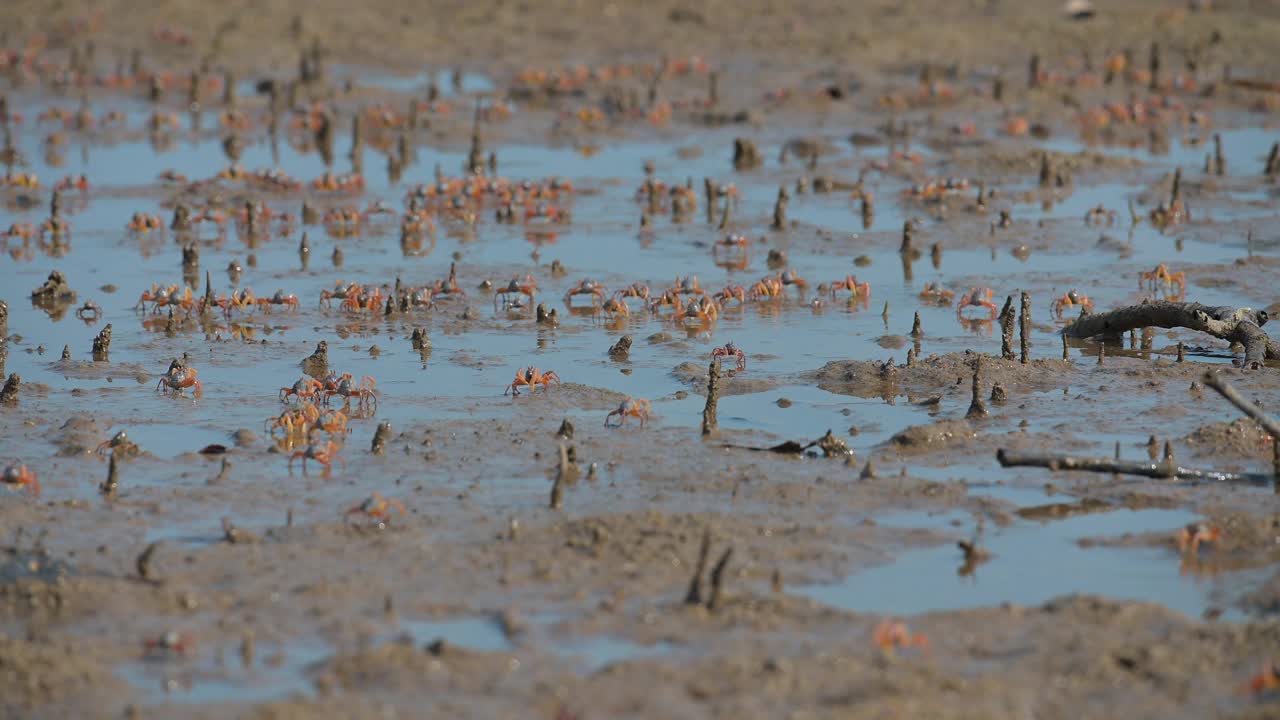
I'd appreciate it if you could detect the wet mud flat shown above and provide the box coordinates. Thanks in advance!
[2,1,1280,718]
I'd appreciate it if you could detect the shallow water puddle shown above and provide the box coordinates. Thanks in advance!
[400,616,512,652]
[400,615,677,673]
[119,638,328,705]
[560,635,678,672]
[799,505,1245,620]
[1046,127,1280,176]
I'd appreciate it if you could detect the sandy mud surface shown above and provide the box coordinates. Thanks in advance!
[1,1,1280,718]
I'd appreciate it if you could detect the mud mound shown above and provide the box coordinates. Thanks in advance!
[670,361,777,396]
[809,352,1075,399]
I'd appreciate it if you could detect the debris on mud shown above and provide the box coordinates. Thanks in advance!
[996,448,1269,484]
[890,419,979,454]
[301,341,330,378]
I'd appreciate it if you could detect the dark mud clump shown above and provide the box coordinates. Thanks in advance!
[30,270,76,306]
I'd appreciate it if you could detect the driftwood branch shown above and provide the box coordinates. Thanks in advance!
[1062,301,1276,367]
[995,449,1268,484]
[1201,371,1280,480]
[1201,372,1280,440]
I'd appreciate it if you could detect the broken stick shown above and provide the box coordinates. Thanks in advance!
[1201,372,1280,440]
[1201,371,1280,481]
[995,448,1266,484]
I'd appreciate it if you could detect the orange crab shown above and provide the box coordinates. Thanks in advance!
[323,208,362,236]
[1248,661,1280,695]
[143,631,195,657]
[311,171,365,193]
[494,274,538,309]
[563,278,607,305]
[1140,263,1186,293]
[341,287,384,313]
[156,366,203,397]
[505,366,561,396]
[255,289,299,312]
[3,171,39,189]
[2,464,40,496]
[594,297,630,320]
[523,201,568,224]
[280,377,324,404]
[3,223,35,240]
[749,275,785,301]
[777,269,809,294]
[316,408,350,436]
[668,275,708,298]
[644,290,682,317]
[613,283,651,304]
[713,285,748,306]
[1051,289,1093,316]
[873,619,929,655]
[268,404,319,436]
[919,282,955,305]
[214,289,258,317]
[325,373,378,412]
[1176,523,1221,554]
[711,341,747,370]
[135,284,195,314]
[957,287,999,320]
[345,492,406,525]
[156,283,195,311]
[431,267,466,301]
[677,298,719,326]
[320,281,361,309]
[127,212,164,232]
[54,174,89,193]
[605,397,651,428]
[148,110,181,131]
[829,274,871,300]
[289,439,342,473]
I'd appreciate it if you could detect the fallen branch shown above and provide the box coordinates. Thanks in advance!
[996,449,1269,484]
[1062,301,1276,367]
[1201,372,1280,440]
[1201,371,1280,480]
